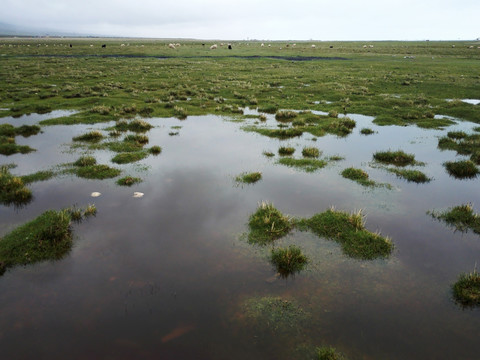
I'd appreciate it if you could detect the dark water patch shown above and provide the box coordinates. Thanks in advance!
[8,54,349,62]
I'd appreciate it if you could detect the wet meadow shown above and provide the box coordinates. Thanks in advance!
[0,38,480,359]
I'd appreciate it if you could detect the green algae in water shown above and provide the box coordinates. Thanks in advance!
[242,296,308,336]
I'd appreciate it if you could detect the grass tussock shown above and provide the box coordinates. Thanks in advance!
[428,203,480,234]
[278,146,295,156]
[452,269,480,307]
[341,167,376,187]
[248,202,293,245]
[0,166,32,206]
[148,145,162,155]
[298,208,393,260]
[236,172,262,184]
[373,150,417,166]
[20,170,55,184]
[0,206,96,275]
[116,176,142,186]
[72,164,121,179]
[444,160,479,179]
[73,155,97,167]
[302,147,321,158]
[316,346,348,360]
[275,110,298,121]
[115,119,153,132]
[277,157,327,172]
[270,245,308,278]
[72,130,104,142]
[111,151,148,164]
[387,168,431,183]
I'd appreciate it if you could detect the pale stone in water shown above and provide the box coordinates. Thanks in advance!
[91,192,101,197]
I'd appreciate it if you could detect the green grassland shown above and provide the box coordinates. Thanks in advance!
[0,39,478,127]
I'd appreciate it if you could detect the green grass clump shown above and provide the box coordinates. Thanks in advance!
[0,135,35,155]
[387,168,431,183]
[0,166,32,206]
[115,119,153,132]
[258,104,279,114]
[270,245,308,277]
[72,130,104,142]
[278,146,295,156]
[116,176,142,186]
[438,133,480,156]
[124,134,149,145]
[263,151,275,157]
[302,147,320,158]
[471,152,480,165]
[148,145,162,155]
[0,207,96,275]
[73,155,97,167]
[73,164,121,179]
[316,346,348,360]
[20,170,55,184]
[300,208,393,260]
[341,167,376,187]
[248,202,293,245]
[373,150,417,166]
[275,110,298,121]
[277,157,327,172]
[244,126,303,139]
[452,270,480,307]
[236,172,262,184]
[428,204,480,234]
[111,151,147,164]
[360,128,375,135]
[444,160,479,179]
[0,124,41,137]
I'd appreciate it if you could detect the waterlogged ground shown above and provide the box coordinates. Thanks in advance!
[1,109,480,359]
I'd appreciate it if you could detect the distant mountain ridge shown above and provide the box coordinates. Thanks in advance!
[0,21,86,37]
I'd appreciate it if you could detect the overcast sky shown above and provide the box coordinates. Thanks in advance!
[2,0,479,40]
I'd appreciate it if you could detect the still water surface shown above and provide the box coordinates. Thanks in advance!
[1,111,479,359]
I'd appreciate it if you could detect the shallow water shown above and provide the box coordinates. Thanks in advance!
[1,111,480,359]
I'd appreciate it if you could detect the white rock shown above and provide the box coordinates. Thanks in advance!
[91,192,101,197]
[133,192,144,198]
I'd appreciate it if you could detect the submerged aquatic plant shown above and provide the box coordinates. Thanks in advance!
[242,296,307,336]
[452,269,480,307]
[72,164,121,179]
[248,202,293,245]
[270,245,308,278]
